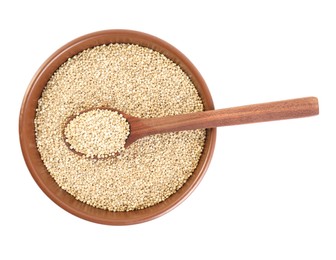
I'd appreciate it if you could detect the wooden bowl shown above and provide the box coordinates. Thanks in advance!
[19,30,216,225]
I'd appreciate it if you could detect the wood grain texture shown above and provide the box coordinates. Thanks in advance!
[126,97,319,147]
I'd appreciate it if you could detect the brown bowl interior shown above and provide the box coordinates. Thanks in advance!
[19,30,216,225]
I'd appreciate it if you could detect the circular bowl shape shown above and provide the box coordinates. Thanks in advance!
[19,30,216,225]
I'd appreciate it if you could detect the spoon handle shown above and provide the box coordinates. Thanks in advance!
[136,97,319,137]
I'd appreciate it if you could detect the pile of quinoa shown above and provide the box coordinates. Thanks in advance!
[64,109,130,158]
[35,43,206,211]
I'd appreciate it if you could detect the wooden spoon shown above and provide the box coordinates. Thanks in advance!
[63,97,319,158]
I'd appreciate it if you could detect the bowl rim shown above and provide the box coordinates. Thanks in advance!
[19,29,216,225]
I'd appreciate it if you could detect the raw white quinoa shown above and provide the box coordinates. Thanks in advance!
[64,109,130,158]
[35,43,206,211]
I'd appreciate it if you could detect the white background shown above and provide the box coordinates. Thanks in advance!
[1,1,335,259]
